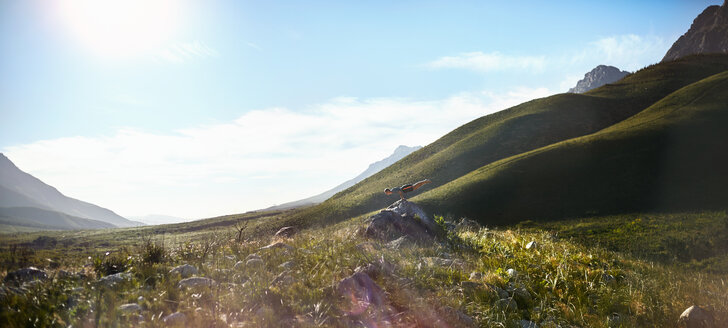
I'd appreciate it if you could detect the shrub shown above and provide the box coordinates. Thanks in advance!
[93,251,131,277]
[140,236,166,264]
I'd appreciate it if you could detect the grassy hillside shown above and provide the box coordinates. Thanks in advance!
[291,54,728,227]
[0,207,116,232]
[416,68,728,224]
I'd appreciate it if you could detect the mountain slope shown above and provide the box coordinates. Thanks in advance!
[291,54,728,226]
[663,1,728,62]
[266,145,421,210]
[0,154,140,228]
[568,65,630,93]
[0,207,115,232]
[416,68,728,224]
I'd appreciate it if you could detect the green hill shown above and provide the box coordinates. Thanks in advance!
[416,67,728,224]
[292,54,728,226]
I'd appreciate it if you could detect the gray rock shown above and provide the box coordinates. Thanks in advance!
[118,303,142,313]
[271,271,294,286]
[246,258,264,268]
[469,272,483,281]
[525,241,538,250]
[662,2,728,62]
[496,297,518,311]
[506,268,517,278]
[274,226,296,238]
[678,305,715,328]
[4,267,47,283]
[178,277,216,289]
[365,199,443,241]
[520,319,538,328]
[169,264,198,278]
[98,272,132,287]
[568,65,630,93]
[163,312,186,325]
[487,284,510,300]
[512,287,532,308]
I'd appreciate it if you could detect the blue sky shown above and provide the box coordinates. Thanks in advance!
[0,0,719,220]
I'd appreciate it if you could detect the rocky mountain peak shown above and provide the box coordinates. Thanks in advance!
[662,1,728,62]
[568,65,630,94]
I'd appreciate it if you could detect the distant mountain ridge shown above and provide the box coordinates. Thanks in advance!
[266,145,422,211]
[568,65,630,93]
[0,207,115,232]
[0,153,141,229]
[662,0,728,62]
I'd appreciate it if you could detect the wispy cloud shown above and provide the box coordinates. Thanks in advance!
[427,51,547,73]
[156,41,218,63]
[4,87,552,219]
[569,34,670,72]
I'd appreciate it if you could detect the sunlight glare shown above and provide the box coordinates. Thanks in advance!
[54,0,179,59]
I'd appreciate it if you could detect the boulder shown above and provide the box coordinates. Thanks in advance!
[678,305,715,328]
[169,264,198,278]
[365,199,443,241]
[98,272,132,287]
[4,267,47,283]
[274,226,296,238]
[337,272,387,316]
[178,277,216,289]
[163,312,187,325]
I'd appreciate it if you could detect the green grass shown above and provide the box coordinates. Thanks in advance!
[286,54,728,229]
[1,210,727,327]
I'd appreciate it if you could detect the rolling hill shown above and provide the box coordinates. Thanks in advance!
[0,154,141,229]
[291,54,728,227]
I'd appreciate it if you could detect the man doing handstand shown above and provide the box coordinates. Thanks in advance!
[384,179,431,200]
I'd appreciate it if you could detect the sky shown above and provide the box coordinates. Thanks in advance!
[0,0,719,221]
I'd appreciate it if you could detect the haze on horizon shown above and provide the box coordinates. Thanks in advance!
[0,0,718,220]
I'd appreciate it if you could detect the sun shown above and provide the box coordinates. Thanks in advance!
[53,0,180,59]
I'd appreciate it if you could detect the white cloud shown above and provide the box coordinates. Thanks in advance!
[156,41,218,63]
[569,34,670,72]
[3,87,552,220]
[428,51,546,73]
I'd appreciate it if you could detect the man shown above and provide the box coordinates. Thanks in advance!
[384,179,431,200]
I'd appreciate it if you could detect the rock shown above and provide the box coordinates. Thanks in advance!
[178,277,216,289]
[568,65,630,93]
[678,305,715,328]
[271,271,294,286]
[469,272,483,281]
[496,297,518,312]
[4,267,47,283]
[385,235,414,249]
[355,258,395,279]
[246,258,264,268]
[512,287,532,308]
[506,268,517,278]
[460,281,480,291]
[245,253,261,261]
[163,312,187,325]
[169,264,198,278]
[663,1,728,62]
[365,199,443,241]
[486,283,510,300]
[98,272,132,287]
[118,303,142,313]
[279,261,295,270]
[233,261,246,270]
[274,226,296,238]
[525,241,538,250]
[259,242,294,251]
[520,319,538,328]
[337,272,387,315]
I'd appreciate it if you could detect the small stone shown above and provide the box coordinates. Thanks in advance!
[520,319,538,328]
[163,312,186,325]
[246,258,264,268]
[178,277,216,289]
[525,241,538,250]
[118,303,142,313]
[274,226,296,238]
[607,313,623,327]
[469,272,483,281]
[678,305,715,328]
[512,287,532,308]
[98,272,132,287]
[506,268,517,278]
[169,264,198,278]
[487,284,510,300]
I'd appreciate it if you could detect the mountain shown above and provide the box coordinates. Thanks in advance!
[131,214,187,225]
[418,59,728,224]
[568,65,630,93]
[288,54,728,228]
[662,1,728,62]
[0,154,141,228]
[0,207,115,232]
[266,145,422,210]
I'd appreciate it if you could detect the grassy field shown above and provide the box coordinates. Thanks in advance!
[1,209,727,327]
